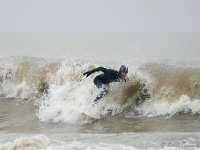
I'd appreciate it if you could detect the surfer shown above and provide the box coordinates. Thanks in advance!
[83,65,128,104]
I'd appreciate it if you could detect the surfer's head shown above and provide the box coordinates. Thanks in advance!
[119,65,128,77]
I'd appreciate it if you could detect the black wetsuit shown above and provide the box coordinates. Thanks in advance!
[92,67,121,88]
[83,67,125,104]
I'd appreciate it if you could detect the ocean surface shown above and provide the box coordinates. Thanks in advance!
[0,33,200,150]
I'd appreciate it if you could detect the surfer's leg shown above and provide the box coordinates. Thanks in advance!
[94,84,108,104]
[93,77,109,104]
[93,77,103,104]
[93,77,103,88]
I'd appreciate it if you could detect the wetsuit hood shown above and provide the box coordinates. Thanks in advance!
[119,65,128,73]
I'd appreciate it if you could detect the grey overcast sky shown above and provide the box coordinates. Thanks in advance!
[0,0,200,33]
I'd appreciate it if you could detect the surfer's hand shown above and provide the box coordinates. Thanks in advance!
[83,71,92,77]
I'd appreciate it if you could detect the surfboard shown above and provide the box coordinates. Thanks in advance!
[80,110,101,119]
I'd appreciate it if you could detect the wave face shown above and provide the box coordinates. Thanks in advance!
[1,57,200,124]
[135,63,200,117]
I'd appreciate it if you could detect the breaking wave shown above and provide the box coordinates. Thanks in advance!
[1,57,200,124]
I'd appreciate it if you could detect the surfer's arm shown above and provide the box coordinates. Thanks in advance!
[83,67,112,77]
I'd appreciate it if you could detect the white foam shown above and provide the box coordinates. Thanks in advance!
[136,95,200,117]
[0,135,51,150]
[1,81,32,99]
[2,133,200,150]
[0,134,138,150]
[36,60,106,124]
